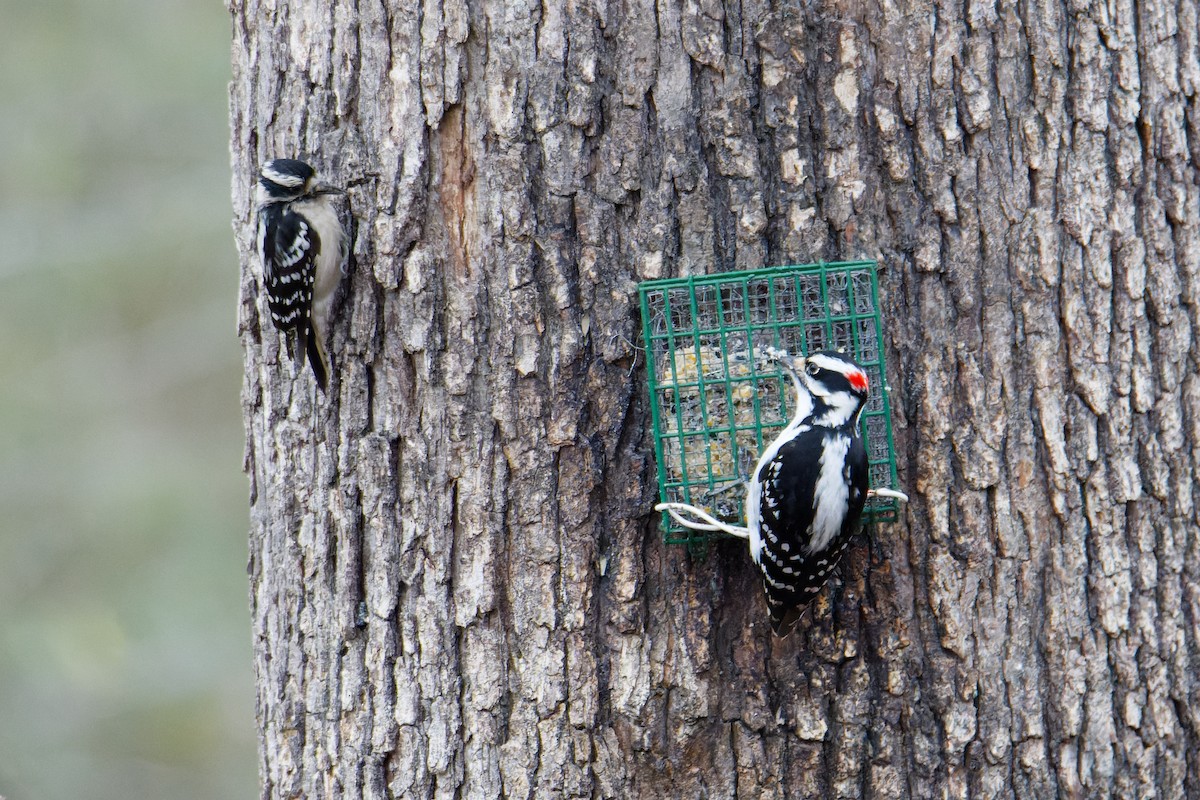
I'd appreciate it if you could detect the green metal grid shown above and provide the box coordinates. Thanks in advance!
[638,261,901,547]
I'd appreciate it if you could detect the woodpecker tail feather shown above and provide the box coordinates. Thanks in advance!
[306,325,329,392]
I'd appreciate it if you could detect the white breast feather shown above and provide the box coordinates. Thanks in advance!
[289,197,346,347]
[747,472,764,565]
[290,198,345,307]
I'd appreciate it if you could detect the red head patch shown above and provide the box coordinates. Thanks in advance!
[847,370,869,392]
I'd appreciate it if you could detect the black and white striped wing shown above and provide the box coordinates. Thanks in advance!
[756,427,869,634]
[260,206,321,360]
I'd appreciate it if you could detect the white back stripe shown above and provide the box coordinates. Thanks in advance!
[808,434,851,554]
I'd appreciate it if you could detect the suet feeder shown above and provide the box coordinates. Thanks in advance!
[638,261,902,550]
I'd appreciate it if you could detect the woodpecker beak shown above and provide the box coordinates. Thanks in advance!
[312,183,345,196]
[776,353,806,375]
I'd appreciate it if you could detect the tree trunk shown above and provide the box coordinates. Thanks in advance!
[229,0,1200,797]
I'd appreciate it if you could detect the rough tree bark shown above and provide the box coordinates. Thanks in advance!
[229,0,1200,797]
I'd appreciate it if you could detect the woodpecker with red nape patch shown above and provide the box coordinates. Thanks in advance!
[746,349,871,635]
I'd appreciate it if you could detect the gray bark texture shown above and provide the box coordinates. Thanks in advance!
[229,0,1200,797]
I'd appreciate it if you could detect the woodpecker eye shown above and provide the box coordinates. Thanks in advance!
[805,362,820,377]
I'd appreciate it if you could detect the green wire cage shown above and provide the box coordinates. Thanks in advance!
[638,261,901,548]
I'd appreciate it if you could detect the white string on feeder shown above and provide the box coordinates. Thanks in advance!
[653,502,750,539]
[868,487,910,503]
[655,487,910,540]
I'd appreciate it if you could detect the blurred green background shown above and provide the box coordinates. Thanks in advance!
[0,0,257,797]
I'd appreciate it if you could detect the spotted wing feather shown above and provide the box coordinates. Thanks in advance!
[260,205,322,386]
[756,427,869,634]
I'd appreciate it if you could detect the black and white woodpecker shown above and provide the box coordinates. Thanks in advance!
[256,158,348,392]
[746,349,871,635]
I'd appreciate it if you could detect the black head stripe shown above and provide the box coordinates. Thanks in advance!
[807,351,869,391]
[813,369,857,395]
[259,158,316,199]
[262,158,315,185]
